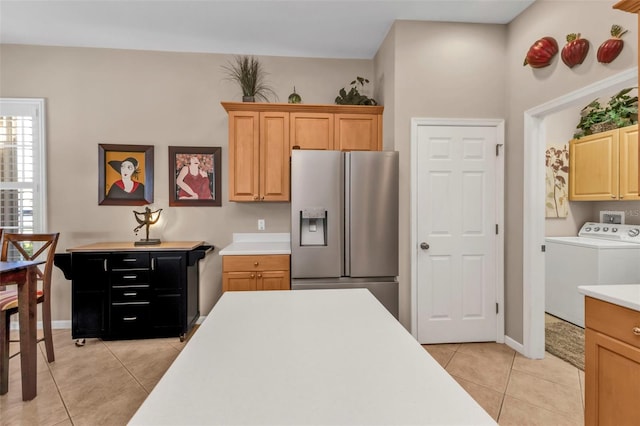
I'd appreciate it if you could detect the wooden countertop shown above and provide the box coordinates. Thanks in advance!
[66,241,207,252]
[129,289,495,425]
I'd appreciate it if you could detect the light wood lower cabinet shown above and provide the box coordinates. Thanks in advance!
[222,255,290,292]
[584,296,640,426]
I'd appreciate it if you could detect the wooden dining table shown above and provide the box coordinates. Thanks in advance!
[0,260,44,401]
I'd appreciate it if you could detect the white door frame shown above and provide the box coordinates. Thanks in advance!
[410,118,505,342]
[522,68,637,358]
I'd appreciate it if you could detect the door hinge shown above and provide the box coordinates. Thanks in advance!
[541,245,546,252]
[495,144,503,156]
[495,224,499,234]
[496,303,499,314]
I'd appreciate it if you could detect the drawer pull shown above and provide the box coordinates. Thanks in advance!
[123,292,137,297]
[123,275,137,279]
[122,258,138,262]
[633,327,640,336]
[103,259,108,271]
[112,301,150,306]
[123,316,137,321]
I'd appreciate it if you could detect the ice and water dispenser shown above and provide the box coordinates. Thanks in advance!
[299,208,328,246]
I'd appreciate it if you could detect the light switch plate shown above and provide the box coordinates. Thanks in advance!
[258,219,265,230]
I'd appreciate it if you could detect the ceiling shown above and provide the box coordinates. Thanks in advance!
[0,0,535,59]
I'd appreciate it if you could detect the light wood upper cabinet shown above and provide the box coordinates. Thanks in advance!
[584,296,640,426]
[335,113,380,151]
[290,112,334,150]
[569,124,639,201]
[227,110,289,201]
[222,102,383,202]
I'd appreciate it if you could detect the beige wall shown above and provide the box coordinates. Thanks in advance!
[0,44,373,323]
[380,21,508,328]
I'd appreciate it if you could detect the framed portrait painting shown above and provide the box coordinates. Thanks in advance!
[99,144,154,206]
[169,146,221,207]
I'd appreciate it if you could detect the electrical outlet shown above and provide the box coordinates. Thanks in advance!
[258,219,265,231]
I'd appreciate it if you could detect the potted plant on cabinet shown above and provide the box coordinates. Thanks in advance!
[335,76,378,105]
[574,87,638,138]
[221,56,277,102]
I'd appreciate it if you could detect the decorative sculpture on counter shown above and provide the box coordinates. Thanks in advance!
[133,206,163,245]
[523,36,558,68]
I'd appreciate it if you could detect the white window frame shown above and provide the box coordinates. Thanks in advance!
[0,98,47,233]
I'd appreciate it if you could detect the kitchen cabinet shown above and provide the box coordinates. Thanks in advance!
[222,254,290,292]
[584,296,640,426]
[227,110,290,201]
[569,124,639,201]
[54,242,211,341]
[222,102,383,202]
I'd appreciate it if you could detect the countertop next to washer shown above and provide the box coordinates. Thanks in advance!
[218,233,291,256]
[578,284,640,312]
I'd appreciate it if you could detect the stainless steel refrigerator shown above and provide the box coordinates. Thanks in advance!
[290,150,399,318]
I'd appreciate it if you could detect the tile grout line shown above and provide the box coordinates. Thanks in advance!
[102,341,152,395]
[37,341,75,426]
[495,349,516,422]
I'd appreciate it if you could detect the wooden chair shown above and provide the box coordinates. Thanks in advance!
[0,233,60,376]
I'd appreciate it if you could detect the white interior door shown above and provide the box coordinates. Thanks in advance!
[413,120,504,344]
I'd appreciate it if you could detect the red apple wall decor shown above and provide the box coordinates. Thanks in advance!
[523,36,559,68]
[597,25,628,64]
[561,33,589,68]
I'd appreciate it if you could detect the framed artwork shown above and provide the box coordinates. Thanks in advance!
[545,142,569,218]
[168,146,221,207]
[98,144,154,206]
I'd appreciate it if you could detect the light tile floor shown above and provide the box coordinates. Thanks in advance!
[1,328,584,425]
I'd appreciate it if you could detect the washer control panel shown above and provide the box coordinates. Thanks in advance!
[578,222,640,243]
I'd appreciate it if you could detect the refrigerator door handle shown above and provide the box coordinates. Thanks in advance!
[344,152,351,277]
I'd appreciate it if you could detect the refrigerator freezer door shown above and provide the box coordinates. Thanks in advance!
[291,150,343,278]
[346,151,399,277]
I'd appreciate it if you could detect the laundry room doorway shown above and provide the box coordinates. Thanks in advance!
[522,68,638,359]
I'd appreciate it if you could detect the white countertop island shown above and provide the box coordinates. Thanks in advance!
[129,289,495,425]
[578,284,640,312]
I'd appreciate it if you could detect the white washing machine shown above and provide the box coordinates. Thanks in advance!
[545,222,640,327]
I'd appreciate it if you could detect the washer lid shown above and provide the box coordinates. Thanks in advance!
[545,236,640,248]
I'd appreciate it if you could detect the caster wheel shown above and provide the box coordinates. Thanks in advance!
[75,338,86,347]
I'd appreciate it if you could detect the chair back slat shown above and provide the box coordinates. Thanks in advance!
[0,233,60,295]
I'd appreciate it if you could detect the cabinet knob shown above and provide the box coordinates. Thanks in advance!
[633,327,640,336]
[261,196,265,200]
[257,273,262,278]
[250,274,255,278]
[254,262,259,266]
[253,195,259,200]
[611,195,616,199]
[620,195,624,199]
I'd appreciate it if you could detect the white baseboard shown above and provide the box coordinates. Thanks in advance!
[504,335,525,356]
[9,320,71,331]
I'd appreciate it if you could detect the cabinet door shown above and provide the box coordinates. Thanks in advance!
[619,125,640,201]
[569,130,619,200]
[223,272,256,292]
[585,328,640,426]
[256,270,291,290]
[150,253,185,335]
[335,113,381,151]
[260,112,290,201]
[228,111,260,201]
[290,112,334,150]
[71,253,109,338]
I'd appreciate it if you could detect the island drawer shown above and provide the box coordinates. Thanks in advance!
[585,296,640,349]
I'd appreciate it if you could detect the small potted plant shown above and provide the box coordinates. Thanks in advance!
[574,87,638,138]
[221,55,277,102]
[335,76,378,105]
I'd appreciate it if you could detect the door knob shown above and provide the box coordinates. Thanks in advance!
[420,242,430,250]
